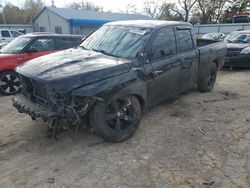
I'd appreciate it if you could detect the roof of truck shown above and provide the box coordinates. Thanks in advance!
[105,20,192,28]
[19,32,83,38]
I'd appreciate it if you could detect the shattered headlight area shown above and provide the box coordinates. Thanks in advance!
[13,75,97,127]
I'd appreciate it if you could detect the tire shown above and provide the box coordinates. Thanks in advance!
[90,96,142,142]
[198,62,217,92]
[0,71,22,95]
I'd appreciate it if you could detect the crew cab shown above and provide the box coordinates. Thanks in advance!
[13,20,227,142]
[224,30,250,68]
[0,33,82,95]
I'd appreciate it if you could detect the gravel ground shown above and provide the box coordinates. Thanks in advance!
[0,70,250,188]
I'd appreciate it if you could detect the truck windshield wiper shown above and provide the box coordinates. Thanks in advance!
[92,48,119,58]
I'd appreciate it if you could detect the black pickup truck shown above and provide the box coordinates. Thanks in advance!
[13,20,227,142]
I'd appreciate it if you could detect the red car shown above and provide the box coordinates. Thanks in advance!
[0,33,82,95]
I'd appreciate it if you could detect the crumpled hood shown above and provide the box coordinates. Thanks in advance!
[16,48,132,92]
[226,43,250,50]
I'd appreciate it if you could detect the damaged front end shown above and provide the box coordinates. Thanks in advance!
[12,74,98,131]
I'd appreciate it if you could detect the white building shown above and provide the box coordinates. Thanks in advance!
[33,7,151,36]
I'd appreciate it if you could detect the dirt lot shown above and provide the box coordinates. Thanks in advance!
[0,70,250,188]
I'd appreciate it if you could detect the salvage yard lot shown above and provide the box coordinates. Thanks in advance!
[0,70,250,188]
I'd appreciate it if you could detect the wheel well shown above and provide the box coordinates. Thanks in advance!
[133,94,146,112]
[213,60,219,69]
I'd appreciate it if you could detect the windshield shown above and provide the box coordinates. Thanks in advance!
[226,33,250,43]
[80,25,152,58]
[0,37,31,54]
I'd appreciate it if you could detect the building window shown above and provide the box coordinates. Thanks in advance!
[39,27,46,32]
[55,26,62,34]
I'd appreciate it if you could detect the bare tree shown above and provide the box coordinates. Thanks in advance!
[120,4,138,14]
[68,1,103,12]
[144,0,161,18]
[178,0,198,21]
[197,0,227,24]
[159,2,184,21]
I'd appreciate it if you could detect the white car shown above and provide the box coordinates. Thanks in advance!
[202,33,225,41]
[0,29,23,43]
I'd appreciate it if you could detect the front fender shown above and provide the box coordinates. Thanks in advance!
[71,71,147,110]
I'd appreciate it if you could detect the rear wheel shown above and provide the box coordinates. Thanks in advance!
[198,62,217,92]
[0,71,22,95]
[90,96,142,142]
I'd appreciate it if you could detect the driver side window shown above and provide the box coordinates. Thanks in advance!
[151,27,176,60]
[30,38,55,52]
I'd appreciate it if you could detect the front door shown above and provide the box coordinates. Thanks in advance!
[23,38,57,62]
[146,27,181,106]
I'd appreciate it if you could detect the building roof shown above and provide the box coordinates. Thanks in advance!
[33,7,151,25]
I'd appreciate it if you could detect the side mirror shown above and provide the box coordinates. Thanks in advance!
[27,48,38,53]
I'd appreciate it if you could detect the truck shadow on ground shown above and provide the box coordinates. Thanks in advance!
[1,86,203,150]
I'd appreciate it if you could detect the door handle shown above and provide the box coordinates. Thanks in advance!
[171,62,180,67]
[152,70,163,78]
[16,57,24,60]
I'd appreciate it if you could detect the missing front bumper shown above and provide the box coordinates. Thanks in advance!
[12,95,57,121]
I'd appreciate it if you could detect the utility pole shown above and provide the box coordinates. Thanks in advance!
[51,0,55,7]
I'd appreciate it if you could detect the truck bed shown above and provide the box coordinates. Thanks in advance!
[197,38,221,47]
[196,38,227,82]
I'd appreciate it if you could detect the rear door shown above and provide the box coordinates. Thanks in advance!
[147,27,181,106]
[175,27,199,92]
[55,37,82,50]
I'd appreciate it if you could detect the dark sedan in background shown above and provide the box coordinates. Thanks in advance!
[224,30,250,68]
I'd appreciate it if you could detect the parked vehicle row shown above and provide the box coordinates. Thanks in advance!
[12,20,227,142]
[224,30,250,68]
[0,33,83,95]
[201,31,250,68]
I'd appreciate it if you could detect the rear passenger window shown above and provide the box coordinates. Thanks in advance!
[176,29,194,52]
[55,38,81,50]
[151,27,176,60]
[1,30,10,37]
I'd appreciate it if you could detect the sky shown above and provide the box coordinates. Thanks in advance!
[0,0,176,13]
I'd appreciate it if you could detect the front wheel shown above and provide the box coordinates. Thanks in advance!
[198,62,218,92]
[90,96,142,142]
[0,71,22,95]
